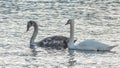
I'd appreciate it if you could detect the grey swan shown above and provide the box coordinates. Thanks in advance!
[26,21,76,51]
[65,19,118,51]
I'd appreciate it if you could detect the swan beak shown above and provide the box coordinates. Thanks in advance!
[65,19,71,25]
[26,27,29,32]
[65,23,68,25]
[26,25,30,32]
[65,22,69,25]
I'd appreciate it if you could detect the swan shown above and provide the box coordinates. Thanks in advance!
[26,21,76,51]
[65,19,118,51]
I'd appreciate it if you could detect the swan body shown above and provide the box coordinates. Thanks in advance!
[37,35,69,49]
[74,39,117,51]
[66,19,118,51]
[27,21,71,50]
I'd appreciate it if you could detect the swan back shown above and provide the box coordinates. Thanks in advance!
[76,39,117,51]
[38,36,69,50]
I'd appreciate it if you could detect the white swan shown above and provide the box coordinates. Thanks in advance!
[26,21,77,50]
[65,19,118,51]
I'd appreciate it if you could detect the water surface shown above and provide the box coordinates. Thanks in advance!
[0,0,120,68]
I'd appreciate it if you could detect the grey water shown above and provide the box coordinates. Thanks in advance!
[0,0,120,68]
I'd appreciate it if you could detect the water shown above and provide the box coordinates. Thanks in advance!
[0,0,120,68]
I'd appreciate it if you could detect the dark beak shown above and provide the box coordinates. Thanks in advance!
[26,28,28,32]
[26,25,30,32]
[65,22,69,25]
[65,19,70,25]
[65,23,67,25]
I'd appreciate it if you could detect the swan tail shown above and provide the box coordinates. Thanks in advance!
[109,45,118,50]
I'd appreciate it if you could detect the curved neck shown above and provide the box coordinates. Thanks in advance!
[30,23,38,44]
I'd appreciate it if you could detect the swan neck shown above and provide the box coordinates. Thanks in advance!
[30,23,38,44]
[69,22,74,44]
[68,21,75,49]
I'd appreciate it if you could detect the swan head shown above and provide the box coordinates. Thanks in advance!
[26,21,36,32]
[65,19,74,25]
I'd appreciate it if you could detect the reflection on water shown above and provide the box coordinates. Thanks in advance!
[68,49,76,67]
[67,49,118,67]
[31,48,37,56]
[76,50,117,55]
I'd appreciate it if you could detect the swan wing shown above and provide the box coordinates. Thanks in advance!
[76,39,115,51]
[38,36,69,49]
